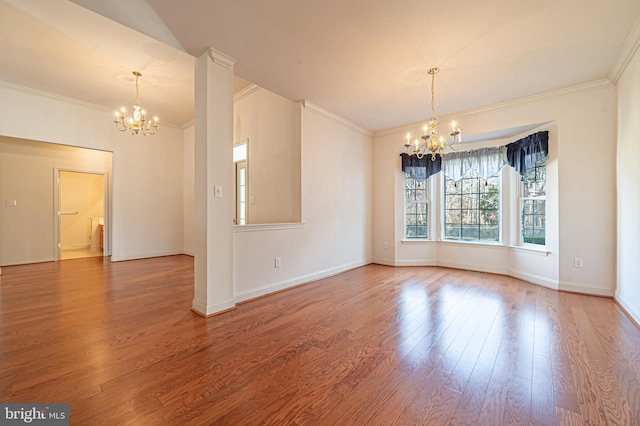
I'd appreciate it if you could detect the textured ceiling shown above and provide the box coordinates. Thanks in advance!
[2,0,640,132]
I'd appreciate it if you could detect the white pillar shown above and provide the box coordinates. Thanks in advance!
[192,48,236,316]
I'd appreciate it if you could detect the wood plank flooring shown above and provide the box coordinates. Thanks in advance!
[1,255,639,425]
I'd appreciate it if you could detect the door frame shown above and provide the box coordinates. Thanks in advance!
[53,168,110,261]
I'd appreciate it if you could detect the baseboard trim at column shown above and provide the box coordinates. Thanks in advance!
[191,299,237,318]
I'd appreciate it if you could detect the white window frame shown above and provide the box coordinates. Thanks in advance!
[233,139,248,225]
[518,156,546,246]
[441,169,502,244]
[404,173,429,239]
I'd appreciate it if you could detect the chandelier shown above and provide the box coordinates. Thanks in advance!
[114,71,159,136]
[404,67,461,160]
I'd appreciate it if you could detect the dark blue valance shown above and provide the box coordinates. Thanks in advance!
[506,131,549,175]
[401,131,548,179]
[400,153,442,180]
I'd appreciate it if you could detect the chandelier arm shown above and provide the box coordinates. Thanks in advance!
[113,71,159,136]
[443,140,461,151]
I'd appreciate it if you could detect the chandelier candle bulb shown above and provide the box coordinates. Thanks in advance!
[113,71,159,136]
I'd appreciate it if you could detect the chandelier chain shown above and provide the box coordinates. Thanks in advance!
[403,67,462,160]
[135,75,140,106]
[431,70,436,118]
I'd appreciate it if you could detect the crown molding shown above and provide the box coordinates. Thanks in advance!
[207,48,236,69]
[181,118,194,129]
[0,80,107,112]
[234,84,261,103]
[302,100,372,138]
[455,79,613,120]
[373,79,613,138]
[609,15,640,84]
[0,80,183,130]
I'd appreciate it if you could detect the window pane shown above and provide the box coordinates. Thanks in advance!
[233,143,247,162]
[447,194,461,209]
[444,169,499,242]
[462,225,479,240]
[521,158,546,246]
[405,174,428,239]
[445,224,460,239]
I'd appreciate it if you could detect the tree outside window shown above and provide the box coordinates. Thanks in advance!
[405,175,428,238]
[521,157,546,245]
[444,170,500,242]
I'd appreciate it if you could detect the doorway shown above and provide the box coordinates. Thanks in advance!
[55,169,107,260]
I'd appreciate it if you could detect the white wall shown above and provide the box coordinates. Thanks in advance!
[183,125,195,255]
[232,103,373,301]
[616,45,640,324]
[0,83,186,263]
[233,87,301,224]
[181,101,372,303]
[373,82,616,296]
[0,137,111,265]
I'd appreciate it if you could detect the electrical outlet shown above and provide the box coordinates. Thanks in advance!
[275,257,281,268]
[383,242,389,249]
[5,199,16,207]
[574,257,583,268]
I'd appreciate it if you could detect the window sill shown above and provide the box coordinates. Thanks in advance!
[438,239,505,250]
[401,239,434,245]
[508,245,550,256]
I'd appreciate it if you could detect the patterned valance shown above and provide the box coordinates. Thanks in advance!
[442,146,507,182]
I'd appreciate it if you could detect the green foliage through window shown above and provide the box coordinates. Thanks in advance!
[405,175,427,238]
[444,170,500,242]
[521,157,546,245]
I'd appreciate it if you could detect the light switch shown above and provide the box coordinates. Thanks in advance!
[250,196,255,204]
[5,200,16,207]
[214,186,223,198]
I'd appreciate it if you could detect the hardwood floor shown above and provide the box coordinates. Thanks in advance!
[1,256,639,425]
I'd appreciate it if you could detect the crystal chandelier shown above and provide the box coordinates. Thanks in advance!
[404,67,461,160]
[114,71,159,136]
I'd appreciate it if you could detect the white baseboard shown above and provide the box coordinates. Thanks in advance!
[191,297,236,317]
[508,269,559,290]
[437,260,508,275]
[614,294,640,326]
[0,256,55,267]
[371,258,442,267]
[110,249,185,262]
[371,258,395,266]
[234,259,370,303]
[394,259,437,267]
[559,280,614,297]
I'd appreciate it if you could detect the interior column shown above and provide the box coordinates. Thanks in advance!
[192,48,236,316]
